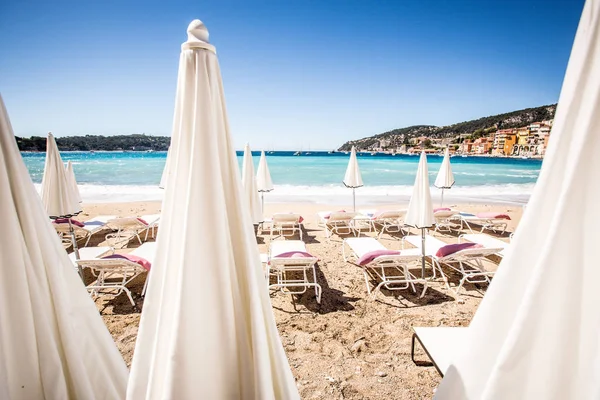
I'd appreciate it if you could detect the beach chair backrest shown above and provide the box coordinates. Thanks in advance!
[434,210,455,219]
[438,247,504,262]
[375,210,404,220]
[76,258,145,274]
[328,212,356,222]
[273,213,301,223]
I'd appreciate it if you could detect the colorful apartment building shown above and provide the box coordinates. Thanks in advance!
[492,129,517,156]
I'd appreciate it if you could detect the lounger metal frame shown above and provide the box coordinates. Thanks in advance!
[343,239,428,298]
[371,211,408,238]
[433,247,501,294]
[105,216,159,246]
[318,212,357,241]
[268,254,322,304]
[269,213,303,240]
[432,210,460,234]
[76,259,149,306]
[452,214,508,234]
[402,235,502,295]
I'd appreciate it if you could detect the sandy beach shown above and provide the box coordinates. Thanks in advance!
[79,200,522,400]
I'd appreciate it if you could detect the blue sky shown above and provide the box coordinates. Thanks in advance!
[0,0,585,150]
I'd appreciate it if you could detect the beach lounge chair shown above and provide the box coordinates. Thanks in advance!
[76,242,156,306]
[411,327,467,376]
[104,214,161,245]
[317,211,357,240]
[53,215,117,246]
[459,233,510,258]
[452,211,511,234]
[268,240,321,303]
[268,213,303,240]
[403,235,503,294]
[68,246,113,265]
[367,210,408,238]
[432,209,460,234]
[342,237,427,297]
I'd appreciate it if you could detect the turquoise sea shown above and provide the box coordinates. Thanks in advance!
[21,151,541,204]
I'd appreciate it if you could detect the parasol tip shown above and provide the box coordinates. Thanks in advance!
[187,19,209,44]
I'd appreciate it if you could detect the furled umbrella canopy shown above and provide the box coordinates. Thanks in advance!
[159,146,172,189]
[0,94,128,399]
[242,142,263,223]
[343,145,364,211]
[41,133,83,265]
[434,147,455,207]
[436,0,600,398]
[65,160,82,203]
[256,150,274,214]
[41,133,82,218]
[127,20,299,399]
[404,151,435,278]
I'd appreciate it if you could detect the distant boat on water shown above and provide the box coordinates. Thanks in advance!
[293,151,301,156]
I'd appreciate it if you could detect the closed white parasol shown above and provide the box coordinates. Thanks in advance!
[343,145,363,211]
[41,133,84,270]
[404,151,435,278]
[436,0,600,398]
[256,150,274,214]
[434,147,455,207]
[242,142,263,223]
[0,94,128,399]
[126,20,299,399]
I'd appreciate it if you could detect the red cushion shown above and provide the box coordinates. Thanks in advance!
[102,254,151,271]
[54,218,85,228]
[137,217,149,225]
[476,212,511,220]
[433,207,452,213]
[273,251,314,258]
[357,249,401,266]
[435,243,481,258]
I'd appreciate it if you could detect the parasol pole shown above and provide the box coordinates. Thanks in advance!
[68,219,84,281]
[421,227,426,278]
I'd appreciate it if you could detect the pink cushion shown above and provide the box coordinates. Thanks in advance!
[357,249,401,266]
[137,217,149,225]
[54,218,85,228]
[102,254,152,271]
[323,210,346,219]
[435,243,482,258]
[434,207,452,213]
[476,212,511,220]
[273,251,314,258]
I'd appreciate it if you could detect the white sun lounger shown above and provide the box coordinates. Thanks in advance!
[68,246,113,264]
[403,235,503,294]
[366,210,408,238]
[433,210,460,234]
[268,213,303,240]
[268,240,321,303]
[459,234,510,258]
[452,212,509,234]
[411,327,467,376]
[343,237,427,297]
[317,211,357,240]
[105,214,161,245]
[76,242,156,306]
[54,215,117,246]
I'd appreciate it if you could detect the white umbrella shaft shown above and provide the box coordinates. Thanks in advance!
[440,188,445,208]
[421,228,426,279]
[68,220,84,281]
[353,187,356,212]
